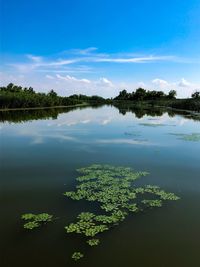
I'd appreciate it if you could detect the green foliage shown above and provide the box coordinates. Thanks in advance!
[114,89,200,112]
[139,123,166,127]
[170,133,200,142]
[69,94,107,104]
[143,185,180,201]
[2,83,200,112]
[124,131,141,137]
[65,212,109,237]
[142,199,163,207]
[21,213,53,230]
[33,213,53,222]
[64,164,180,257]
[72,252,84,261]
[77,212,95,222]
[87,239,100,246]
[191,91,200,99]
[95,210,127,224]
[20,165,180,261]
[169,98,200,112]
[21,213,36,220]
[23,221,40,230]
[114,88,176,101]
[168,90,177,99]
[0,83,108,109]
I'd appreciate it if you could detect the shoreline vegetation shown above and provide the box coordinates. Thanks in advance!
[0,102,88,111]
[0,83,200,112]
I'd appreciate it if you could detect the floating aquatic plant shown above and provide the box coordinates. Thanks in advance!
[142,199,163,207]
[21,165,180,261]
[21,213,36,221]
[65,213,109,237]
[87,239,100,246]
[124,131,141,137]
[124,130,148,144]
[139,123,176,127]
[169,133,200,142]
[21,213,53,230]
[23,221,40,230]
[72,252,84,261]
[64,164,180,259]
[139,123,166,127]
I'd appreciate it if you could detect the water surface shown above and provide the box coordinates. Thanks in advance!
[0,105,200,267]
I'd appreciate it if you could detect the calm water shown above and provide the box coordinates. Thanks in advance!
[0,105,200,267]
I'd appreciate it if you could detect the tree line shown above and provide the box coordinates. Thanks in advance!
[0,83,111,109]
[114,88,200,112]
[114,88,200,101]
[114,88,177,100]
[0,83,84,109]
[0,83,108,109]
[0,83,200,110]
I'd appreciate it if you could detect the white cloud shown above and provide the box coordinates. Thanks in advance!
[26,54,43,63]
[41,65,93,74]
[55,74,114,88]
[45,59,78,67]
[0,72,26,84]
[70,47,98,55]
[149,77,198,98]
[138,81,146,88]
[9,57,78,73]
[56,74,91,83]
[98,77,114,87]
[81,78,91,83]
[152,78,169,88]
[45,74,54,79]
[178,78,192,87]
[1,48,199,99]
[93,55,176,63]
[6,49,179,75]
[1,69,199,99]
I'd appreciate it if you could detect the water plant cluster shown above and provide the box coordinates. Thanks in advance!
[87,239,100,246]
[64,164,180,260]
[139,123,167,127]
[72,252,84,261]
[170,133,200,142]
[124,131,141,137]
[21,213,53,229]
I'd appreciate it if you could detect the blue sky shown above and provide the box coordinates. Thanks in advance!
[1,0,200,97]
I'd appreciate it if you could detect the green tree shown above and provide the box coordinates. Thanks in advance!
[191,91,200,99]
[134,88,147,100]
[168,90,177,99]
[116,89,129,100]
[48,89,57,98]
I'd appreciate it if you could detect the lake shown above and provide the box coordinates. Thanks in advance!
[0,105,200,267]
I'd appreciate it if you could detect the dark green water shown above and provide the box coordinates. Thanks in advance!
[0,105,200,267]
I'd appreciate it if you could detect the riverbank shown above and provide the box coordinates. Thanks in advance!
[0,102,89,112]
